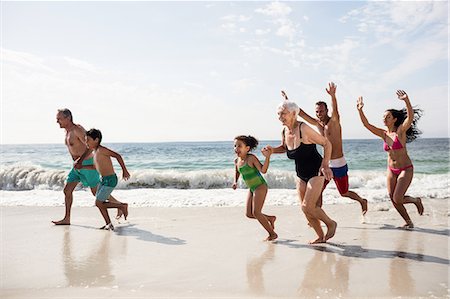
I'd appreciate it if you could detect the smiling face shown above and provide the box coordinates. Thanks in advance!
[234,139,250,158]
[277,107,296,126]
[315,103,328,122]
[56,112,70,128]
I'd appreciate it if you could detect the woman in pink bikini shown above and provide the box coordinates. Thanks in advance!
[357,90,423,229]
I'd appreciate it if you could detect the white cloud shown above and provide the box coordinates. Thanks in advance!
[63,57,98,73]
[255,28,271,35]
[221,14,251,22]
[2,48,54,73]
[276,20,296,40]
[340,2,447,45]
[377,40,447,90]
[1,49,236,143]
[255,2,298,42]
[220,14,251,34]
[255,2,292,17]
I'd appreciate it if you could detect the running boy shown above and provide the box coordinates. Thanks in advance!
[86,129,129,230]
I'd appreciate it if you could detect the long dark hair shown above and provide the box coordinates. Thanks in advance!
[387,107,423,143]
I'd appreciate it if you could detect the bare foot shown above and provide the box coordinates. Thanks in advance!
[116,209,124,219]
[52,219,70,225]
[415,198,424,215]
[121,203,128,220]
[266,233,278,241]
[100,223,114,231]
[401,221,414,229]
[309,237,325,244]
[268,216,276,230]
[361,198,368,216]
[325,220,337,241]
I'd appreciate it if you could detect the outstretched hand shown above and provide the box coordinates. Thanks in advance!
[261,147,272,158]
[357,96,364,111]
[326,82,337,96]
[396,90,409,101]
[281,90,289,101]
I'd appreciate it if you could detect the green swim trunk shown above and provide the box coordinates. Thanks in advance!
[96,174,118,202]
[67,158,100,188]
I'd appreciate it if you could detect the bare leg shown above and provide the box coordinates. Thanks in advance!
[404,196,423,215]
[297,179,324,243]
[387,169,417,228]
[108,194,126,219]
[246,190,255,219]
[246,190,276,230]
[90,187,126,219]
[341,190,368,215]
[302,177,337,242]
[95,200,127,227]
[253,185,277,241]
[52,181,78,225]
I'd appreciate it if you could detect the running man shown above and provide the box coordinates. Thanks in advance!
[52,109,125,225]
[284,82,368,215]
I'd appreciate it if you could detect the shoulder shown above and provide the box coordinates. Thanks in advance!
[247,153,257,161]
[97,145,109,154]
[328,117,341,128]
[74,124,86,133]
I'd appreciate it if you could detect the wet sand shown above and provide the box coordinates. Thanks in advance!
[1,199,449,298]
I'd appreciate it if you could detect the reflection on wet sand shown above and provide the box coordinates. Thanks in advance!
[389,232,415,296]
[63,228,126,287]
[298,249,349,297]
[246,243,275,295]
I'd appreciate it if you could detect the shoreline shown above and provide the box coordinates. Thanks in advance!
[1,199,449,298]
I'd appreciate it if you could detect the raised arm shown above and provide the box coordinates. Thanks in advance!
[396,90,413,133]
[357,96,385,138]
[327,82,340,120]
[301,124,333,180]
[299,108,321,128]
[101,146,130,180]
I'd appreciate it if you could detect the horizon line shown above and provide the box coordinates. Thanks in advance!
[1,137,449,146]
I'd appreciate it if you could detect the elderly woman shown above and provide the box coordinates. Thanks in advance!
[266,100,337,244]
[357,90,423,229]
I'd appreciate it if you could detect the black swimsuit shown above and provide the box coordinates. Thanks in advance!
[285,122,323,182]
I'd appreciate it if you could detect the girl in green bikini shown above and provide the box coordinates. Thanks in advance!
[233,135,277,241]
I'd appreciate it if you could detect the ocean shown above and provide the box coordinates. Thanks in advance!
[1,138,449,207]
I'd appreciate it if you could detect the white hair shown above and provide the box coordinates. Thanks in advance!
[277,100,299,115]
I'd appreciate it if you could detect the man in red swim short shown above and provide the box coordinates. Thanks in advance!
[298,82,368,215]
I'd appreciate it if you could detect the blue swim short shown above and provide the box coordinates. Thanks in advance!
[96,174,118,202]
[331,164,348,178]
[67,158,100,188]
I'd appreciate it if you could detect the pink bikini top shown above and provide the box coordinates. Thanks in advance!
[383,133,404,151]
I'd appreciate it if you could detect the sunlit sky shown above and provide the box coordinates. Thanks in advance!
[1,1,448,144]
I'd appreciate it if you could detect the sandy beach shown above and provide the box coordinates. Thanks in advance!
[1,199,448,298]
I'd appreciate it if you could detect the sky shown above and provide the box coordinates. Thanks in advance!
[1,1,448,144]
